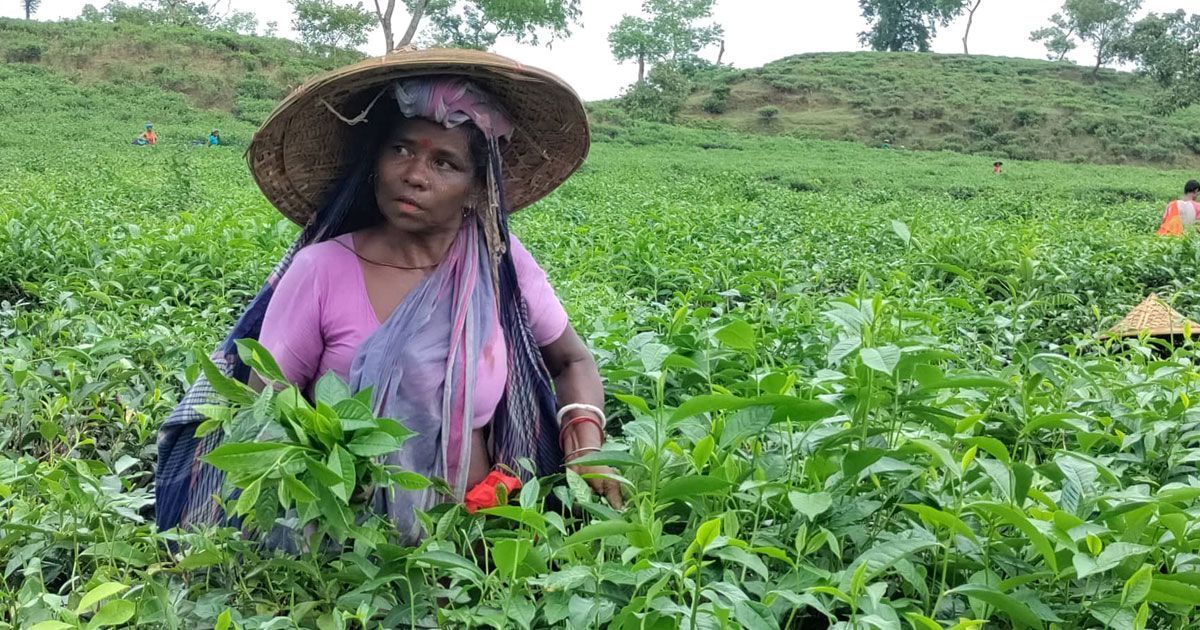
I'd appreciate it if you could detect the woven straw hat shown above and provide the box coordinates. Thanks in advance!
[1107,294,1200,338]
[247,47,590,226]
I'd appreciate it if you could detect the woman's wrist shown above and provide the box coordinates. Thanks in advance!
[560,415,604,460]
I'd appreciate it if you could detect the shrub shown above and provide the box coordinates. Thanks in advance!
[1013,108,1048,128]
[619,62,691,124]
[702,85,731,115]
[757,105,779,121]
[911,105,945,121]
[4,42,44,64]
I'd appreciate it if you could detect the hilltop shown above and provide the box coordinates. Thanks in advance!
[1,17,347,127]
[680,52,1200,167]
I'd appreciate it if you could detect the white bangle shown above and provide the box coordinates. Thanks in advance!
[556,403,606,428]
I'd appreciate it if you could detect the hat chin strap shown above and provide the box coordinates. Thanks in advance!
[319,84,390,126]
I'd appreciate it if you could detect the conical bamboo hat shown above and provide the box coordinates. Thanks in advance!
[1107,294,1200,338]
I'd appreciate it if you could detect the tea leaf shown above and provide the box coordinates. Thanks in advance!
[949,584,1043,629]
[90,599,136,627]
[714,319,756,351]
[409,550,484,582]
[969,502,1058,572]
[203,442,292,477]
[313,370,350,406]
[860,345,901,375]
[562,520,641,546]
[345,430,400,457]
[1123,565,1153,606]
[901,504,977,541]
[788,491,833,521]
[199,355,254,405]
[837,535,937,593]
[658,475,731,504]
[75,581,129,614]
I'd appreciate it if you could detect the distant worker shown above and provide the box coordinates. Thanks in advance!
[133,122,157,146]
[208,129,220,146]
[1157,180,1200,236]
[993,161,1003,175]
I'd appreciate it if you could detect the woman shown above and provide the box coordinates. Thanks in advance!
[1157,179,1200,236]
[155,48,619,541]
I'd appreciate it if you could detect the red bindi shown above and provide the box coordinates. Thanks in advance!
[416,138,433,150]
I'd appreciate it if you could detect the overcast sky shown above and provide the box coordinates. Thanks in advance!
[11,0,1200,100]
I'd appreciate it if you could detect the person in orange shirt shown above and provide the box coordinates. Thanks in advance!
[134,122,157,146]
[1157,180,1200,236]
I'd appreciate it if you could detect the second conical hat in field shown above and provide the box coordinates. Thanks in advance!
[1108,294,1200,338]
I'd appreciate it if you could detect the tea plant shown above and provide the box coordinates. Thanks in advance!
[6,57,1200,628]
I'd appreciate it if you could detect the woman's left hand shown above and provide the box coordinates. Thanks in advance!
[566,459,624,509]
[562,421,623,509]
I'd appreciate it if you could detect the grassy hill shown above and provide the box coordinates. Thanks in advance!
[8,17,1200,167]
[681,52,1200,167]
[1,17,347,126]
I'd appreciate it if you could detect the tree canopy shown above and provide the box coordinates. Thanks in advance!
[608,0,722,84]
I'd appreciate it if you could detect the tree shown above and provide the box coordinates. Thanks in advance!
[960,0,983,54]
[1030,12,1077,61]
[387,0,580,51]
[1032,0,1142,76]
[608,0,723,84]
[78,0,254,31]
[1115,10,1200,110]
[22,0,41,19]
[857,0,965,52]
[291,0,376,54]
[373,0,397,51]
[609,16,667,84]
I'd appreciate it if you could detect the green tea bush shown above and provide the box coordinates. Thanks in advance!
[10,31,1200,630]
[3,42,43,64]
[702,85,731,115]
[1012,107,1048,127]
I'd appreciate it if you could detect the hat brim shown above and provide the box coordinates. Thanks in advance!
[247,48,590,226]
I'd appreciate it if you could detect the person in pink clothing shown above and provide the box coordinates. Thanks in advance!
[155,49,618,541]
[251,58,619,539]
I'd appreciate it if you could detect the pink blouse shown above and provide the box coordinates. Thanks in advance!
[259,232,569,428]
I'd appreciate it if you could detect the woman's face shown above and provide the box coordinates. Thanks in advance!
[373,117,478,235]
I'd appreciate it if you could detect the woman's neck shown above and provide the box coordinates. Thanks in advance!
[359,219,462,268]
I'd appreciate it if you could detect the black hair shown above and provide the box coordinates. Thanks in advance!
[1186,180,1200,195]
[302,96,492,243]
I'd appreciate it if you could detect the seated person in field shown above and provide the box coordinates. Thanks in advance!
[993,161,1003,175]
[208,129,220,146]
[133,122,157,146]
[1157,180,1200,236]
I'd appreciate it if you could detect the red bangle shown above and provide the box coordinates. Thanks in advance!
[559,415,604,451]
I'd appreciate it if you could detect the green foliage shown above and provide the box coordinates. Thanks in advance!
[290,0,375,55]
[617,61,691,123]
[1115,10,1200,113]
[0,17,346,114]
[415,0,582,51]
[675,51,1200,168]
[701,84,729,114]
[14,21,1200,630]
[756,104,779,121]
[858,0,967,52]
[1033,0,1143,74]
[608,0,722,83]
[79,0,259,33]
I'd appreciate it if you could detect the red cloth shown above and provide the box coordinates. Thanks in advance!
[464,471,522,513]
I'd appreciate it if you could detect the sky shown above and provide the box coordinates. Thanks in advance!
[9,0,1200,100]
